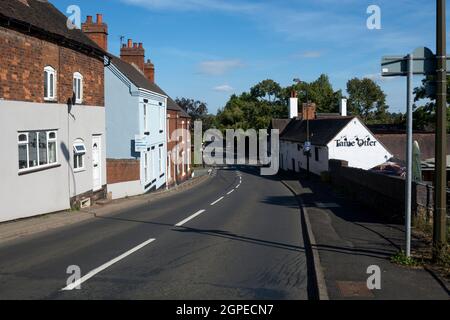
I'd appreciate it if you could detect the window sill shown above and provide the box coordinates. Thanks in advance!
[18,163,61,176]
[44,98,57,103]
[74,168,86,173]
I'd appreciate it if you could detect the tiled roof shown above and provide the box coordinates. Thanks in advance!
[280,116,355,146]
[269,119,291,134]
[110,56,167,97]
[166,96,190,118]
[110,56,190,118]
[0,0,106,57]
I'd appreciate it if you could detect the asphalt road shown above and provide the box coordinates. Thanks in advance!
[0,166,310,300]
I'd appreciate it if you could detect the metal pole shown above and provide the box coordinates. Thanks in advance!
[306,116,310,179]
[434,0,447,260]
[405,53,414,257]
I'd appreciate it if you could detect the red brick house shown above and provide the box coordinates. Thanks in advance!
[167,98,192,186]
[0,0,109,222]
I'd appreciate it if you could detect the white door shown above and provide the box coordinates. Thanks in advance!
[92,136,102,191]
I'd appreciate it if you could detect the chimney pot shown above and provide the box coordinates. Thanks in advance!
[133,43,138,48]
[138,43,143,49]
[127,39,132,48]
[340,98,348,117]
[82,14,108,51]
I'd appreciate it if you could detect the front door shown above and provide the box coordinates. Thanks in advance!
[92,135,102,191]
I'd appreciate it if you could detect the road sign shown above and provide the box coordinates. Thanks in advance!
[134,135,148,153]
[304,141,311,152]
[381,47,450,77]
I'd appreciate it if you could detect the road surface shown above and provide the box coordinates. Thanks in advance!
[0,166,310,300]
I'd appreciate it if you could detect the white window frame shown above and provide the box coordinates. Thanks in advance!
[159,146,163,174]
[159,106,165,132]
[143,104,149,133]
[73,72,83,104]
[182,151,185,176]
[18,130,58,173]
[144,151,149,182]
[44,66,57,101]
[73,140,86,172]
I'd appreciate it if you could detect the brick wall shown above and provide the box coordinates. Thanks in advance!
[0,26,104,106]
[328,159,450,222]
[107,159,140,184]
[167,110,191,186]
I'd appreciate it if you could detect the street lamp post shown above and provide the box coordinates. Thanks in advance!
[293,78,311,179]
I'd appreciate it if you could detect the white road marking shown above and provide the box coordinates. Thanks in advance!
[227,189,235,195]
[236,183,241,188]
[61,238,156,291]
[210,197,224,206]
[175,209,206,227]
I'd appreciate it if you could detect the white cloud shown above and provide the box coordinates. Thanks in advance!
[213,84,234,92]
[293,51,323,59]
[199,59,243,75]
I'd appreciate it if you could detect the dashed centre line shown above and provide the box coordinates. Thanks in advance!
[175,210,206,227]
[210,197,224,206]
[227,189,235,195]
[61,238,156,291]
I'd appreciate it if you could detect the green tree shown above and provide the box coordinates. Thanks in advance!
[175,97,215,131]
[283,74,341,113]
[215,80,288,131]
[346,77,389,123]
[413,76,450,132]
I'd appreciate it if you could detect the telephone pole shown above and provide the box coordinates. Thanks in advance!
[434,0,447,261]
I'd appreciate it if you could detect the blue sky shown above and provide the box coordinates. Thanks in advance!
[54,0,449,114]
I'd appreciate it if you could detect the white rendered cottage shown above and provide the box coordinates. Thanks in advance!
[279,98,393,175]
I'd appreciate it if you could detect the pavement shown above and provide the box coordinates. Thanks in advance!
[0,173,211,246]
[0,166,310,300]
[280,171,449,300]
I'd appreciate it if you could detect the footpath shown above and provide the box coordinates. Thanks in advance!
[0,171,211,246]
[280,171,449,300]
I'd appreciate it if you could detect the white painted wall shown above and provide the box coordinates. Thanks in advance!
[280,117,393,176]
[327,118,392,170]
[108,180,142,200]
[0,100,106,222]
[280,141,329,175]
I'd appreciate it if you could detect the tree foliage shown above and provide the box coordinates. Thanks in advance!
[346,77,389,123]
[215,80,288,131]
[175,98,213,131]
[413,76,450,132]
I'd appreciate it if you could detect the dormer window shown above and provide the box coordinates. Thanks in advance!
[73,72,83,104]
[44,66,56,101]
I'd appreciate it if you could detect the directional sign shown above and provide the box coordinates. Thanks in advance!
[134,135,148,153]
[381,47,450,77]
[304,141,311,152]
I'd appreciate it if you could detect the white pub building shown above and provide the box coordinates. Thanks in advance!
[279,96,393,175]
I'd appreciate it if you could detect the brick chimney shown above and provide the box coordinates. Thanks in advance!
[300,102,317,120]
[81,14,108,51]
[120,40,145,72]
[144,59,155,83]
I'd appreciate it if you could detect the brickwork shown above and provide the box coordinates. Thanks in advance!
[107,159,140,184]
[0,26,104,106]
